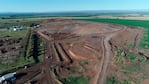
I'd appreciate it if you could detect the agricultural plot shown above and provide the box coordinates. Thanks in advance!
[0,30,44,74]
[0,30,28,74]
[0,18,44,74]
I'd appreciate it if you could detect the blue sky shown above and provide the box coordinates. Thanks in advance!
[0,0,149,12]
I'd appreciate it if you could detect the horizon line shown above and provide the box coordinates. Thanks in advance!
[0,9,149,14]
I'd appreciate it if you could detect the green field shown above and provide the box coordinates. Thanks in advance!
[0,19,42,29]
[0,30,44,74]
[79,18,149,50]
[60,76,90,84]
[0,17,44,74]
[0,30,28,37]
[0,29,28,73]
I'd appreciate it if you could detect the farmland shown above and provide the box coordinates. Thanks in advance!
[0,18,44,74]
[0,29,28,74]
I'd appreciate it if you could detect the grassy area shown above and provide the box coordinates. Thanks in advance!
[79,18,149,50]
[26,33,44,63]
[69,69,77,75]
[0,29,31,73]
[113,50,147,84]
[0,30,28,38]
[0,17,44,74]
[107,77,131,84]
[60,76,90,84]
[112,47,147,83]
[114,48,146,63]
[0,19,42,29]
[0,31,44,74]
[37,37,44,62]
[0,54,34,74]
[82,60,89,65]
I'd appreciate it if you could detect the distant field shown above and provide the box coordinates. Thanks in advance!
[78,18,149,50]
[0,30,28,37]
[0,19,42,29]
[93,15,149,20]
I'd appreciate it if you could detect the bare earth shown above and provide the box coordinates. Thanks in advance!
[14,19,143,84]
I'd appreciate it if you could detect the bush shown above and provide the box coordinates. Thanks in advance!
[60,76,90,84]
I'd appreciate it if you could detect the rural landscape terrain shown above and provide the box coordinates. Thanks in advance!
[0,13,149,84]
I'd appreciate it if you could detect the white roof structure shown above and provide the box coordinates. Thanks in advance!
[0,76,5,83]
[0,72,16,83]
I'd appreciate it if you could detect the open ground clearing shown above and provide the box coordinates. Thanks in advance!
[0,18,148,84]
[11,19,146,84]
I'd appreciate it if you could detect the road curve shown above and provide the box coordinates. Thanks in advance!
[98,27,126,84]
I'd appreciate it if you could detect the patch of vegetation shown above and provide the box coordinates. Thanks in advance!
[69,69,77,75]
[0,30,33,73]
[107,77,131,84]
[113,48,125,64]
[83,60,89,65]
[0,30,28,37]
[0,30,44,74]
[127,43,133,48]
[60,76,90,84]
[126,51,138,61]
[138,56,146,62]
[0,54,34,74]
[140,29,149,49]
[129,55,137,61]
[114,48,141,64]
[0,19,42,29]
[116,48,124,57]
[0,61,17,74]
[27,33,44,63]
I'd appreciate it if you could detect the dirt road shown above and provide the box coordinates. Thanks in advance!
[36,30,55,84]
[98,27,126,84]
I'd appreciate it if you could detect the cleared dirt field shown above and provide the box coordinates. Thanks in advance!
[13,19,144,84]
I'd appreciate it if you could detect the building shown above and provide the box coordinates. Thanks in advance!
[30,23,40,28]
[0,77,4,83]
[13,27,24,31]
[0,72,16,83]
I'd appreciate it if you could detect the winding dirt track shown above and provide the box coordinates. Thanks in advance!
[97,27,126,84]
[36,30,55,84]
